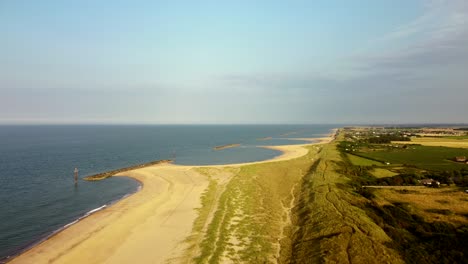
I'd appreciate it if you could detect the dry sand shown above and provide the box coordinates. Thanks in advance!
[8,135,335,264]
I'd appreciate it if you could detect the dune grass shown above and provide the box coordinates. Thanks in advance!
[190,146,320,263]
[289,139,403,263]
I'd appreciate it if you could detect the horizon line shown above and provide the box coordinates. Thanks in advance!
[0,122,467,126]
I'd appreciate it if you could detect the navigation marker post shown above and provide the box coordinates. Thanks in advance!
[74,168,79,184]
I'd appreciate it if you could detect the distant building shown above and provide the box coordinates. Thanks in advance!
[420,179,434,185]
[419,179,440,187]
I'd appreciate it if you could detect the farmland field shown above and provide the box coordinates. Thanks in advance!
[444,135,468,140]
[370,168,398,178]
[356,145,468,171]
[341,128,468,263]
[393,137,468,148]
[371,186,468,226]
[346,153,383,166]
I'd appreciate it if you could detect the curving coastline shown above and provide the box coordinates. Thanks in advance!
[8,131,337,264]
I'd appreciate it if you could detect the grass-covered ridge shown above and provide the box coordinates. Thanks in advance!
[186,145,322,263]
[288,137,403,263]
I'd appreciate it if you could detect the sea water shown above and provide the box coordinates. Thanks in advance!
[0,124,334,260]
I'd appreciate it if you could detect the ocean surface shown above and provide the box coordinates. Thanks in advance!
[0,124,334,260]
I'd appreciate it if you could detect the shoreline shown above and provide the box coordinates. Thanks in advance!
[7,130,337,263]
[1,178,143,264]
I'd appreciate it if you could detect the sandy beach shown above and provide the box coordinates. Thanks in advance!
[8,134,335,264]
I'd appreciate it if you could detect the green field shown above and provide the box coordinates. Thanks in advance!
[370,168,398,178]
[443,135,468,140]
[346,153,383,166]
[356,145,468,171]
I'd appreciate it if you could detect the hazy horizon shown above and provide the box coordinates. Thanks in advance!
[2,0,468,124]
[0,122,467,126]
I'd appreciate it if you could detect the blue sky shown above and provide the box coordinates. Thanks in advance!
[1,0,467,124]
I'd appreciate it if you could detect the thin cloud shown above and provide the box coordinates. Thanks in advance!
[216,1,468,92]
[354,0,468,76]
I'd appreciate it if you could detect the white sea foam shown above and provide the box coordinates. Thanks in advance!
[84,205,107,216]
